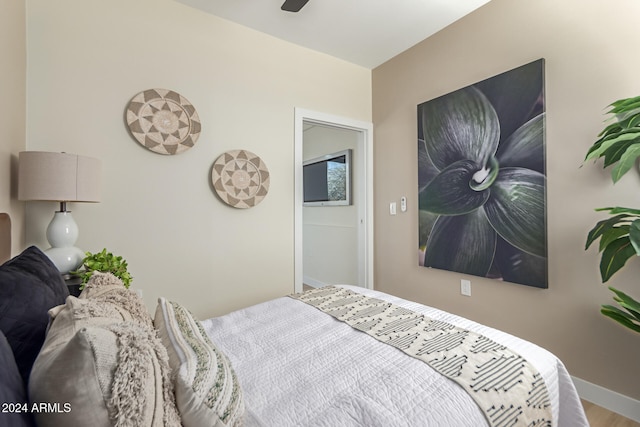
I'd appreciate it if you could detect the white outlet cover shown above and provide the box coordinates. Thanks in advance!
[461,279,471,296]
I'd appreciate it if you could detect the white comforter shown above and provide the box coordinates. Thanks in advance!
[201,286,588,427]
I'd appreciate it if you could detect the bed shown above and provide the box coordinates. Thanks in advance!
[202,285,588,427]
[0,220,588,426]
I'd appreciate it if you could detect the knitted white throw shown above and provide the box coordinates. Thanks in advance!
[291,286,552,427]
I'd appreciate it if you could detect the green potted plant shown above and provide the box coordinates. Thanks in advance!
[74,248,133,289]
[584,95,640,333]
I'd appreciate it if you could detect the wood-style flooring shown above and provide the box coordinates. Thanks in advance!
[582,400,640,427]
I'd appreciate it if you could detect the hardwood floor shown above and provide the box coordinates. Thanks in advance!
[582,400,640,427]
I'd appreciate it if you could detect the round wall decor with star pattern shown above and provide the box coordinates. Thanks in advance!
[126,88,201,155]
[211,150,270,208]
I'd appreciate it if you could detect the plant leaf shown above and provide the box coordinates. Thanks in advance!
[585,213,634,250]
[602,139,635,167]
[601,305,640,333]
[611,106,640,123]
[608,286,640,320]
[614,112,640,125]
[601,208,640,215]
[591,127,639,155]
[584,130,640,163]
[424,209,496,276]
[599,237,636,282]
[609,95,640,107]
[629,220,640,255]
[482,168,546,257]
[611,144,640,182]
[607,114,640,132]
[601,304,637,323]
[420,86,500,171]
[418,159,490,215]
[597,206,640,215]
[628,114,640,128]
[593,122,622,144]
[608,96,640,113]
[597,225,630,252]
[75,248,133,288]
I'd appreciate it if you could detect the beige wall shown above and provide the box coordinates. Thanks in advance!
[19,0,638,403]
[0,0,26,254]
[373,0,640,400]
[24,0,371,318]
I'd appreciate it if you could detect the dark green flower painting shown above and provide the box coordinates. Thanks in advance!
[418,59,547,288]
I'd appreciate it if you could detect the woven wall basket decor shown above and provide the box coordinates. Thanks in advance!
[211,150,270,208]
[126,88,201,155]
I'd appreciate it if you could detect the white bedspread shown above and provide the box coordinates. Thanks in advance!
[201,286,588,427]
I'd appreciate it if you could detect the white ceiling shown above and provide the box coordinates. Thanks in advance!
[174,0,492,69]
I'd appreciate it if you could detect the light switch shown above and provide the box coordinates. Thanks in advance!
[390,202,397,215]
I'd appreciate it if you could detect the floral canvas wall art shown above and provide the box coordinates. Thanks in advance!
[417,59,547,288]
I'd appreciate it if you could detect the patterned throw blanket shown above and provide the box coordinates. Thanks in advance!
[290,286,553,427]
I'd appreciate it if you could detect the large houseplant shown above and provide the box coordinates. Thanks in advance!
[584,95,640,333]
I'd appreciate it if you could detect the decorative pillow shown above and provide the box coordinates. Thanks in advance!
[154,298,244,427]
[79,271,153,327]
[0,246,68,385]
[0,330,35,427]
[29,295,181,427]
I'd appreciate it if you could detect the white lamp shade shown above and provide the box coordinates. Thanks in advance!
[18,151,101,202]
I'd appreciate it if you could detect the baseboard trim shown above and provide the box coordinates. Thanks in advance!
[572,376,640,422]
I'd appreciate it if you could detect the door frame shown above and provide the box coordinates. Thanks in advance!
[294,108,374,293]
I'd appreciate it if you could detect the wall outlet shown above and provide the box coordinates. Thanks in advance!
[460,279,471,296]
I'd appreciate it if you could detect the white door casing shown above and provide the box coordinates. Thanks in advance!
[294,108,373,293]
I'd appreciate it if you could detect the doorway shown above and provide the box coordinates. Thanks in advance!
[294,108,373,293]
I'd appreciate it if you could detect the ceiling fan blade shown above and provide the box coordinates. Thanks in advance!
[281,0,309,12]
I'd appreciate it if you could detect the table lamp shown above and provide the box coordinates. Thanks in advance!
[18,151,101,273]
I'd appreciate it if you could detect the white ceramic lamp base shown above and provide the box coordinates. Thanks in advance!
[44,211,85,274]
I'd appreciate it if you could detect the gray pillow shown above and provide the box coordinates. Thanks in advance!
[0,246,68,386]
[0,330,35,427]
[29,284,181,427]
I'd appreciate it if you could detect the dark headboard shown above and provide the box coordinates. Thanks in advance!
[0,213,10,264]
